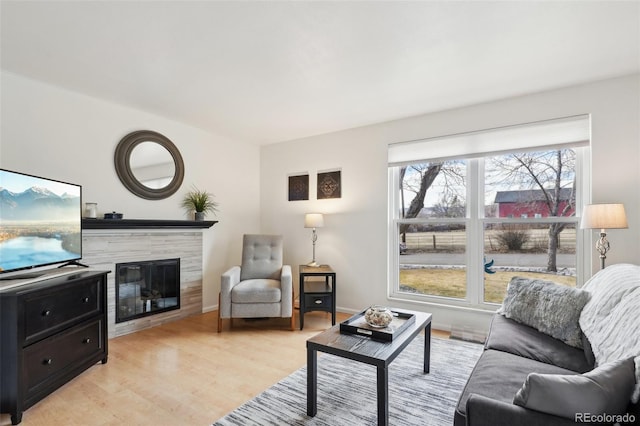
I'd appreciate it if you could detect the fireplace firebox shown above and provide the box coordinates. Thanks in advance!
[116,258,180,323]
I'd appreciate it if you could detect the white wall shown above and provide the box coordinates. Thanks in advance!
[0,71,261,311]
[261,74,640,333]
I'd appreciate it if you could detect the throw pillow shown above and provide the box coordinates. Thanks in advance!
[513,358,635,419]
[498,276,591,348]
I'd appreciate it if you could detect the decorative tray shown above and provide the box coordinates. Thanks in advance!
[339,309,415,342]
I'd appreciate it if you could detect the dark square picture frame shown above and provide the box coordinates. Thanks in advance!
[288,174,309,201]
[317,170,341,199]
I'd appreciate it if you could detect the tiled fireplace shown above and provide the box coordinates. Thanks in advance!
[81,219,214,338]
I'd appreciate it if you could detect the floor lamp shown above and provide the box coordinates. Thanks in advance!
[304,213,324,267]
[580,203,628,269]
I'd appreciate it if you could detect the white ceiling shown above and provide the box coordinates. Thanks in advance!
[2,1,639,145]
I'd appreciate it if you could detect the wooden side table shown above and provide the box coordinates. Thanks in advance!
[299,265,336,330]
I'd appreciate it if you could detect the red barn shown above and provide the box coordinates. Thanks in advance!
[494,188,575,218]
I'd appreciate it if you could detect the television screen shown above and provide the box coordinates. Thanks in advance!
[0,169,82,274]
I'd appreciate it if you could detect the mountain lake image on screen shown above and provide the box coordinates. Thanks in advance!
[0,169,82,274]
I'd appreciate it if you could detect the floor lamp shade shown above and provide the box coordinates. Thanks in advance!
[580,204,628,230]
[304,213,324,229]
[580,203,628,269]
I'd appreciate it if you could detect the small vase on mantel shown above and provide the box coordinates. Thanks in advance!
[194,211,205,221]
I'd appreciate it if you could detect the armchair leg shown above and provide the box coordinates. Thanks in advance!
[218,293,222,333]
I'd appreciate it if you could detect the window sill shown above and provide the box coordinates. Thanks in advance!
[387,293,500,315]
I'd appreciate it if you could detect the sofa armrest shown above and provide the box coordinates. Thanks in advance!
[220,266,241,318]
[280,265,293,317]
[466,394,608,426]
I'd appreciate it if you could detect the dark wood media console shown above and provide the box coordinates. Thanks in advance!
[0,270,109,424]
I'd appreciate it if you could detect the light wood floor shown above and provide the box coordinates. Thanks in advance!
[1,311,448,426]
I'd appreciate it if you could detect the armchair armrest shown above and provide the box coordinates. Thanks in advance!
[466,394,606,426]
[280,265,293,317]
[220,266,241,318]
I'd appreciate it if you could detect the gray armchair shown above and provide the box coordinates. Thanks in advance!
[218,234,294,332]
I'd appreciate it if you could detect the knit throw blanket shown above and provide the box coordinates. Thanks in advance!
[579,263,640,403]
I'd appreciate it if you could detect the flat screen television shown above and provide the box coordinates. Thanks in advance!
[0,168,82,276]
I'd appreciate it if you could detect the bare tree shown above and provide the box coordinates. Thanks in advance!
[432,194,465,218]
[488,149,576,272]
[402,163,443,218]
[399,163,442,240]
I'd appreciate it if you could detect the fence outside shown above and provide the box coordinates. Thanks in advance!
[401,228,576,253]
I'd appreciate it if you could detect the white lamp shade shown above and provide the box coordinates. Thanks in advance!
[304,213,324,228]
[580,204,628,230]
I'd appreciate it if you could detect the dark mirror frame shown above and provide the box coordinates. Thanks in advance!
[114,130,185,200]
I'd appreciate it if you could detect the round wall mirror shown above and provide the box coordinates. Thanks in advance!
[114,130,184,200]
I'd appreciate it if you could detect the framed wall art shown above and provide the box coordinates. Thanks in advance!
[317,170,341,199]
[288,174,309,201]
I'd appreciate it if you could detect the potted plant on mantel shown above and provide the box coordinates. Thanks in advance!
[181,186,219,221]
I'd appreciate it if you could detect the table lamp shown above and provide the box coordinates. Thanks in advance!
[304,213,324,267]
[580,203,628,269]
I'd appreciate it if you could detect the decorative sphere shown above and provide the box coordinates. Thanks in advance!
[364,305,393,328]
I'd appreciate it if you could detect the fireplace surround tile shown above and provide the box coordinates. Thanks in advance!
[82,230,203,338]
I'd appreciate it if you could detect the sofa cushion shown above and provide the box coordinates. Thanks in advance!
[498,276,590,348]
[513,357,636,419]
[582,333,596,367]
[454,349,577,426]
[485,314,593,373]
[579,263,640,403]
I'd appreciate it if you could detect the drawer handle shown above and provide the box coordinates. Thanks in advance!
[82,297,90,303]
[83,338,91,344]
[42,358,52,365]
[315,299,322,304]
[42,310,51,317]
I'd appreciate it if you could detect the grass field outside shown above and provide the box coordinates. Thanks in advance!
[398,227,577,303]
[400,268,577,304]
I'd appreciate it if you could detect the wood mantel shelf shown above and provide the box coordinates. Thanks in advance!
[82,218,217,229]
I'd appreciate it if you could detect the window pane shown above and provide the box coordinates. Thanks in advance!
[484,149,576,218]
[482,222,577,304]
[399,160,466,219]
[399,223,466,299]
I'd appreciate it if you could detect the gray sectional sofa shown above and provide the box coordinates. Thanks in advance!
[454,263,640,426]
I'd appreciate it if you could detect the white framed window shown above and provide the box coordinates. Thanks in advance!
[388,116,590,310]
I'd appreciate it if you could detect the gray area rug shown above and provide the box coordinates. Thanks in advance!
[213,336,483,425]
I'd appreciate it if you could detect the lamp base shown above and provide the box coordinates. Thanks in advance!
[306,261,320,267]
[596,231,610,270]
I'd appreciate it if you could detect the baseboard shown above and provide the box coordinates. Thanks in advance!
[450,325,487,344]
[203,304,218,313]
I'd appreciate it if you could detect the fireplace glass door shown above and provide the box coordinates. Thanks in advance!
[116,258,180,323]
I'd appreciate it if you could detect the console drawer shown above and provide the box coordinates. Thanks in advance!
[304,294,332,309]
[23,319,103,393]
[23,277,102,344]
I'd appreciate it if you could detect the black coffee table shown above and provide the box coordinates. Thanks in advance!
[306,308,432,426]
